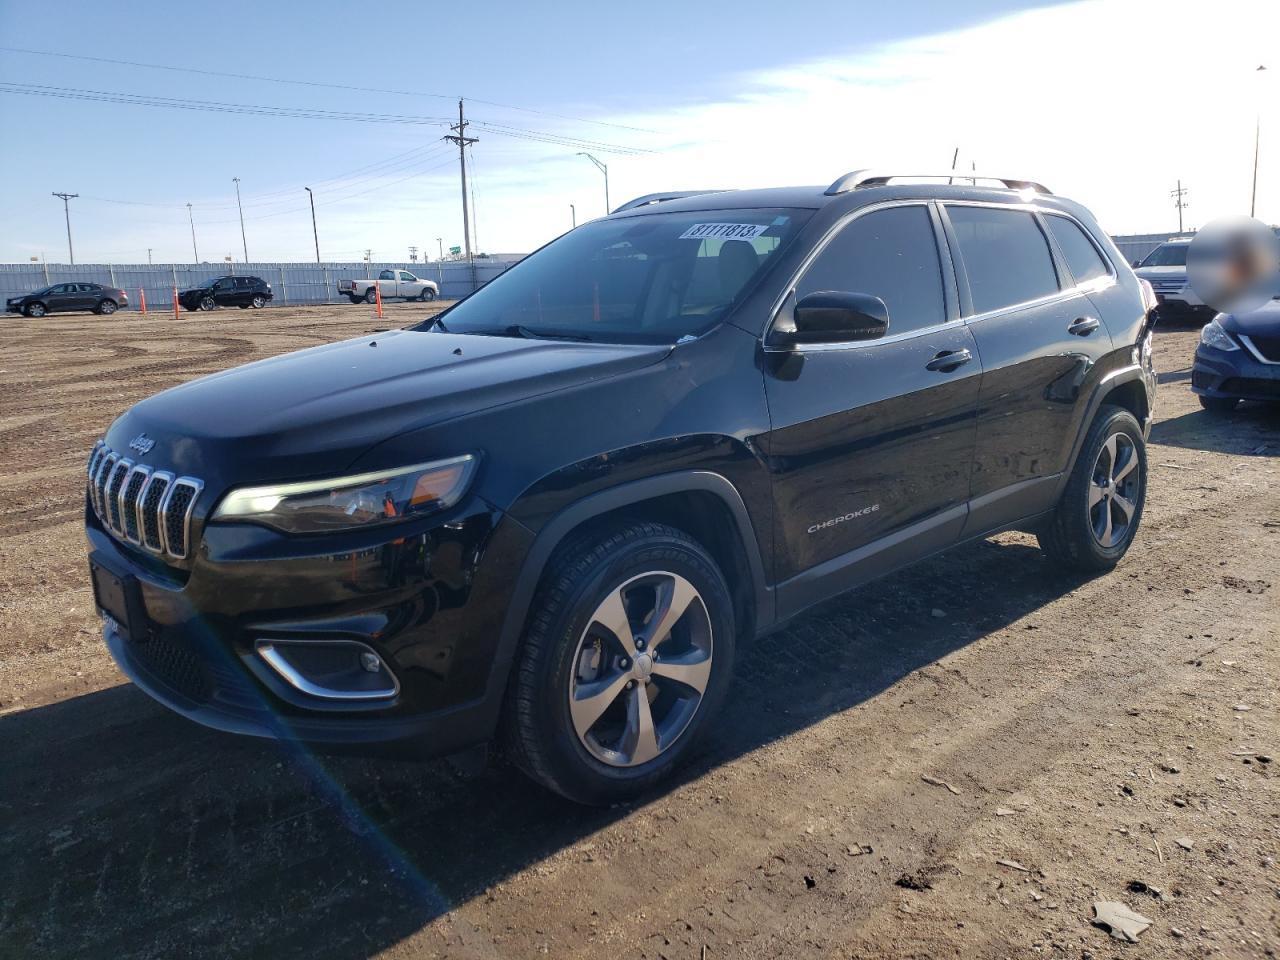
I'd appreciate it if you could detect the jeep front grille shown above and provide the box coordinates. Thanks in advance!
[86,440,204,559]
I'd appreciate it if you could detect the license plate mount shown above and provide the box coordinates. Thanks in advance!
[89,551,148,644]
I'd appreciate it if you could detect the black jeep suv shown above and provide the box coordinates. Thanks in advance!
[85,171,1156,803]
[178,275,273,311]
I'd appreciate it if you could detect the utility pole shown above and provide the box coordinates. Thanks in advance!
[233,177,248,263]
[1171,180,1190,233]
[186,202,199,262]
[1252,65,1267,218]
[948,147,959,185]
[304,187,320,263]
[570,203,576,228]
[52,192,78,265]
[577,153,610,214]
[435,237,443,261]
[444,99,478,262]
[147,248,153,265]
[408,245,418,263]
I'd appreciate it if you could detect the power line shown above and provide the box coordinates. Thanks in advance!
[0,45,662,133]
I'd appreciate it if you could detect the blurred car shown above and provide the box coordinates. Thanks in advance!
[1132,239,1212,321]
[1191,295,1280,413]
[178,276,273,312]
[6,282,128,318]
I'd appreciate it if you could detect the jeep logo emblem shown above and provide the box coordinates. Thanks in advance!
[128,433,155,455]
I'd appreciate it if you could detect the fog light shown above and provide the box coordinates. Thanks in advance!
[256,639,398,701]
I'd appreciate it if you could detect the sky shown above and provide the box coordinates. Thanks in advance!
[0,0,1275,265]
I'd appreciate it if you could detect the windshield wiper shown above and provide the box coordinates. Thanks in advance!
[423,316,449,332]
[502,324,594,342]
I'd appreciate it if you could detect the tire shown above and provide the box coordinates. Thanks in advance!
[1038,405,1147,572]
[503,521,736,805]
[251,295,266,309]
[96,299,117,315]
[199,296,216,312]
[24,302,46,318]
[364,289,378,305]
[347,295,362,305]
[419,288,436,302]
[238,304,250,309]
[1198,394,1238,415]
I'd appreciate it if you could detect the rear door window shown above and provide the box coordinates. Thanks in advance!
[795,204,946,335]
[1046,216,1111,285]
[379,270,395,280]
[945,205,1061,314]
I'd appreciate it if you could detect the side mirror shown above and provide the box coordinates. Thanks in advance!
[1132,259,1142,268]
[770,290,890,348]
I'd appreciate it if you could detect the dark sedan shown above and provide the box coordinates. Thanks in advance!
[1192,295,1280,412]
[178,275,273,312]
[6,283,129,318]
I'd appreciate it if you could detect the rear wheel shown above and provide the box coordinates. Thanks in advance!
[503,522,735,805]
[96,299,117,315]
[347,295,362,305]
[1038,405,1146,572]
[1198,394,1238,415]
[364,289,378,305]
[251,294,266,309]
[24,302,46,318]
[199,295,216,312]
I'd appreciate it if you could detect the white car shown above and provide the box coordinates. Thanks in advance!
[1132,239,1210,318]
[338,269,438,305]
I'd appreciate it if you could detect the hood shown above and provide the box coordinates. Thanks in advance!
[106,329,669,484]
[1218,298,1280,336]
[1134,266,1186,280]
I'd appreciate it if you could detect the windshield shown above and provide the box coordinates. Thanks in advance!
[422,209,810,344]
[1140,243,1189,267]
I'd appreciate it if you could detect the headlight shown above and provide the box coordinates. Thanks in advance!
[212,454,476,533]
[1199,319,1239,352]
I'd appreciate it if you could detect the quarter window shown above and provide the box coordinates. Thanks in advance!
[795,205,946,335]
[1045,216,1111,285]
[945,205,1060,314]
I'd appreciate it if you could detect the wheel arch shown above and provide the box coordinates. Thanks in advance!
[485,470,772,711]
[1051,364,1152,501]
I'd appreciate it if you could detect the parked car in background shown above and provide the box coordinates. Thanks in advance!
[84,170,1155,804]
[178,276,273,312]
[338,269,438,304]
[1192,295,1280,413]
[6,282,129,317]
[1132,239,1212,322]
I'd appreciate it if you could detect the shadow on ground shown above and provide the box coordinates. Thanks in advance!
[0,539,1085,959]
[1149,402,1279,456]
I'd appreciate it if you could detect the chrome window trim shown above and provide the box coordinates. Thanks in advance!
[159,476,204,559]
[120,464,152,545]
[763,199,956,354]
[1239,335,1279,365]
[255,640,400,701]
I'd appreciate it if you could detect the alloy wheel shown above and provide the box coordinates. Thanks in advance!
[100,300,116,314]
[29,303,45,317]
[1089,432,1140,548]
[568,571,713,768]
[200,296,215,311]
[252,295,265,308]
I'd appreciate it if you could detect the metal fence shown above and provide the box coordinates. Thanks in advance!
[0,259,519,309]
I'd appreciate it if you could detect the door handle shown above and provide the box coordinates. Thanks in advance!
[925,348,973,372]
[1068,316,1101,336]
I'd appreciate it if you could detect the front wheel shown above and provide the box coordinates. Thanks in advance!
[1038,405,1147,572]
[251,295,266,309]
[1199,394,1238,415]
[24,302,47,318]
[419,288,436,302]
[364,289,378,305]
[96,299,117,315]
[199,296,216,312]
[503,522,735,805]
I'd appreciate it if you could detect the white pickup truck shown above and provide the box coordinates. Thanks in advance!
[338,269,439,304]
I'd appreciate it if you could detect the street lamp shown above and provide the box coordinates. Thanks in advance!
[570,203,576,228]
[233,177,248,263]
[304,187,320,263]
[1252,65,1268,218]
[577,152,610,215]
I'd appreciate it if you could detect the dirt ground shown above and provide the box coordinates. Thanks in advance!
[1,303,1276,960]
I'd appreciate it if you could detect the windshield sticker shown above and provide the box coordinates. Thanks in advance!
[680,222,770,241]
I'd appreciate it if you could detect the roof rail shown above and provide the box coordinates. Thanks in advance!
[611,190,731,214]
[824,169,1052,197]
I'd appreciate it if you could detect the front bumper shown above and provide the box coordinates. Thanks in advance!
[1191,343,1280,402]
[88,496,534,753]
